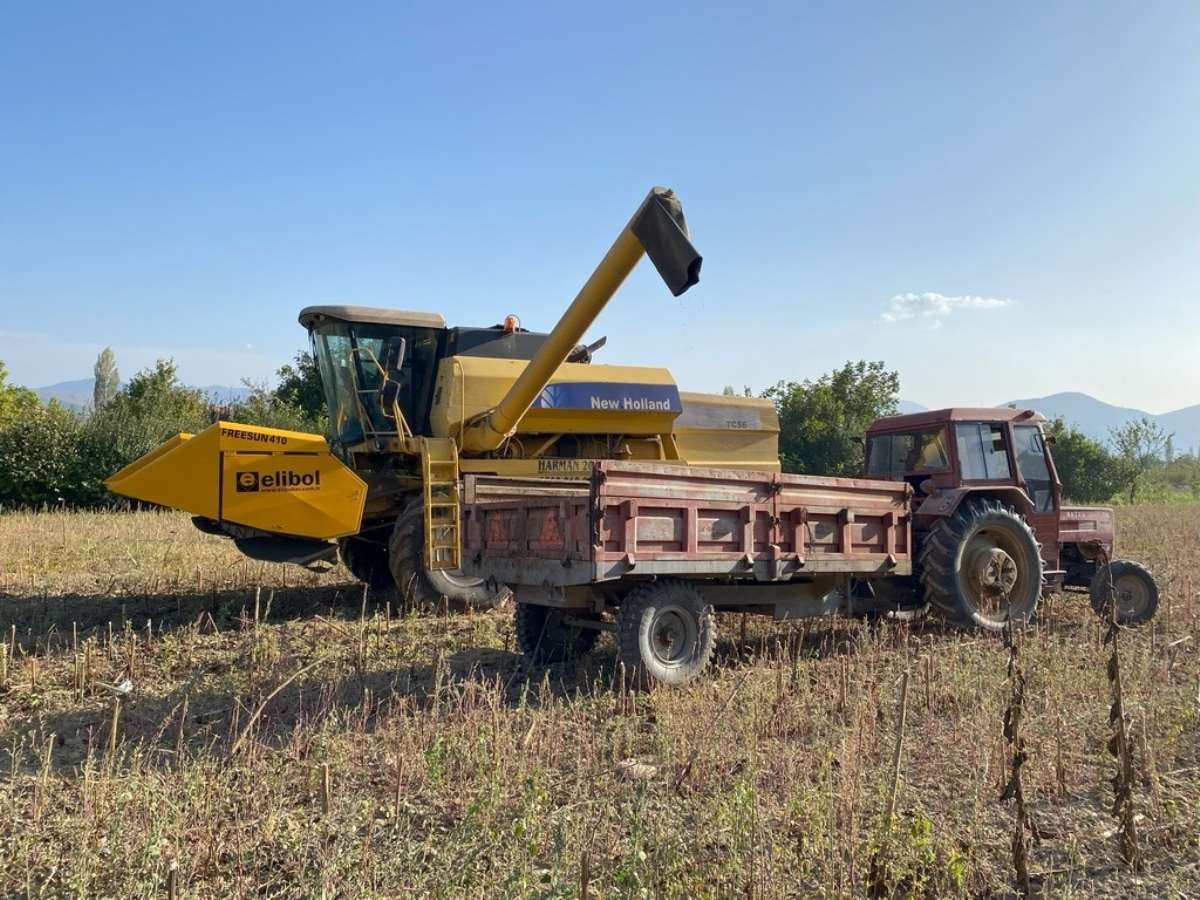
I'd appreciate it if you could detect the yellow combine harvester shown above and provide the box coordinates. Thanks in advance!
[107,188,779,607]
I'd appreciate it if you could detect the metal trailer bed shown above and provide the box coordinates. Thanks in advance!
[459,461,916,684]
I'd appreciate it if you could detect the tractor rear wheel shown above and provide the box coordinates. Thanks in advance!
[920,498,1043,632]
[1090,559,1158,626]
[616,580,715,687]
[387,500,510,611]
[515,603,600,664]
[337,536,393,590]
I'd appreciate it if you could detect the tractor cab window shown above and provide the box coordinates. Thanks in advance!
[310,322,440,445]
[866,427,950,478]
[1014,425,1055,512]
[956,422,1012,481]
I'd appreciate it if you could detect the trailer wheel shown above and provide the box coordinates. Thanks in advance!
[337,536,393,590]
[1090,560,1158,626]
[920,498,1043,632]
[617,580,714,687]
[515,603,600,664]
[387,500,511,611]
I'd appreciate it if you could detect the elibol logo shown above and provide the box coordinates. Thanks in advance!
[235,469,321,492]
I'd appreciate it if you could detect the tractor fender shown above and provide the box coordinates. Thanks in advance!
[914,486,1034,522]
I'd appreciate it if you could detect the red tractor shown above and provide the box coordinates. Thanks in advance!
[863,407,1159,630]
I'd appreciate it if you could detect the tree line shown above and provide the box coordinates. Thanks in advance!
[0,352,325,509]
[0,352,1194,509]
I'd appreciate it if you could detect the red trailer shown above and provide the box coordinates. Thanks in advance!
[460,408,1159,687]
[461,461,917,685]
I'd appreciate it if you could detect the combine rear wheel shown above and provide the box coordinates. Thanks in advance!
[920,498,1043,632]
[616,580,714,687]
[387,500,510,611]
[1090,560,1158,626]
[515,603,600,664]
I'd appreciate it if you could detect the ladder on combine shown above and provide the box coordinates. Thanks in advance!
[420,438,461,571]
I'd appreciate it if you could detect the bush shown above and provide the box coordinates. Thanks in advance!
[0,401,82,508]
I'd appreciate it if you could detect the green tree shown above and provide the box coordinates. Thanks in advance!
[274,351,326,421]
[764,360,899,476]
[74,359,211,505]
[0,400,81,508]
[1110,417,1170,504]
[0,360,39,428]
[92,346,120,410]
[1044,417,1121,503]
[229,381,324,433]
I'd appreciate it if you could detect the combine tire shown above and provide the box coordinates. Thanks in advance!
[616,580,714,687]
[337,536,393,590]
[1090,560,1158,626]
[387,500,510,611]
[920,498,1043,632]
[515,603,600,664]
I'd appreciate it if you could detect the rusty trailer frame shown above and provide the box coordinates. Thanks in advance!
[461,461,912,600]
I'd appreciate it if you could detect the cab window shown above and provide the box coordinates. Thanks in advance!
[1014,425,1055,512]
[955,422,1012,480]
[866,427,950,478]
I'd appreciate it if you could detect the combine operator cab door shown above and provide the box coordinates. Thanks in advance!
[310,322,441,445]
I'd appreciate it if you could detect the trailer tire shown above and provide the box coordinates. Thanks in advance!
[337,536,393,590]
[920,498,1043,632]
[387,500,510,611]
[1090,560,1158,626]
[617,580,714,688]
[515,603,600,664]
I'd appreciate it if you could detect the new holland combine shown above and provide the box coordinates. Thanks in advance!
[107,188,780,608]
[107,186,1158,685]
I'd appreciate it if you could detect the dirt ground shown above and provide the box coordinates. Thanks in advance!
[1,506,1197,897]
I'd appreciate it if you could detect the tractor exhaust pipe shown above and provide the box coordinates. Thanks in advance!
[460,186,701,453]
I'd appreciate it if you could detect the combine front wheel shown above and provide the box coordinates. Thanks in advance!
[920,498,1043,632]
[337,536,393,590]
[387,500,510,611]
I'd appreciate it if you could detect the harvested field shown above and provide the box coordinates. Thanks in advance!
[1,506,1198,897]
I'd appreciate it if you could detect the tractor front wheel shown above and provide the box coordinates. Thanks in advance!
[920,498,1043,632]
[387,500,510,611]
[1090,559,1159,626]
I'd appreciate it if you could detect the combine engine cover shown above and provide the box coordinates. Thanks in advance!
[105,422,367,540]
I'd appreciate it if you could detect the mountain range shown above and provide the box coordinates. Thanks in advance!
[30,379,1200,454]
[901,392,1200,454]
[33,378,252,410]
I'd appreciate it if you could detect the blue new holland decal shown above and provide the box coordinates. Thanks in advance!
[531,382,682,413]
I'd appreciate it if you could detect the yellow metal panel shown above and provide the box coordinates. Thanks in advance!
[431,356,681,439]
[106,421,367,540]
[104,425,223,519]
[221,451,366,539]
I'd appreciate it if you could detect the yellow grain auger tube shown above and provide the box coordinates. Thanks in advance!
[108,187,779,609]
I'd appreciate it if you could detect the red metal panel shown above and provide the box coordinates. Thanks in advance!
[461,462,912,576]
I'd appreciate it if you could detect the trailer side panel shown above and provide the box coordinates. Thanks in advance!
[462,461,911,587]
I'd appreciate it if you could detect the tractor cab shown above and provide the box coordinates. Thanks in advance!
[865,408,1058,509]
[865,407,1064,568]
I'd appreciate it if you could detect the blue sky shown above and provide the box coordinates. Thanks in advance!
[2,1,1197,410]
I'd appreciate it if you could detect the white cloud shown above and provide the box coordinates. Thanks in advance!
[881,292,1011,324]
